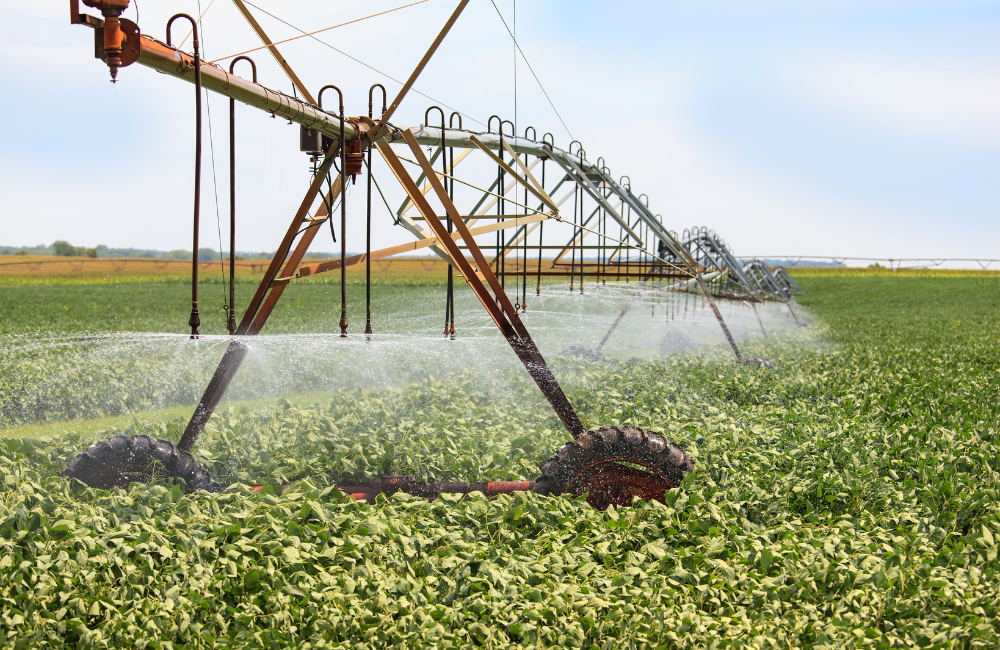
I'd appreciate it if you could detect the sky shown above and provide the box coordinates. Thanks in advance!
[1,0,997,265]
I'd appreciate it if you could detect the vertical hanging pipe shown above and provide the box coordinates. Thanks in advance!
[538,133,553,296]
[227,56,257,335]
[319,85,348,337]
[488,116,502,301]
[568,141,583,293]
[448,111,463,337]
[501,120,515,295]
[167,15,202,339]
[601,165,611,285]
[522,126,536,311]
[425,107,447,337]
[620,176,631,284]
[367,84,387,338]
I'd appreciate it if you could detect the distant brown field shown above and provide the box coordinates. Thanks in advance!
[0,255,458,285]
[5,254,996,285]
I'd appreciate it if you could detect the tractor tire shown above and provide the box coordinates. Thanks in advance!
[63,434,212,493]
[534,425,693,508]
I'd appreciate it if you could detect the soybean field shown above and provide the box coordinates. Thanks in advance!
[1,272,999,649]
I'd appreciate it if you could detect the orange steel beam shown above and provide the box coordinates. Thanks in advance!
[379,131,585,438]
[296,214,549,279]
[369,0,470,144]
[231,0,316,105]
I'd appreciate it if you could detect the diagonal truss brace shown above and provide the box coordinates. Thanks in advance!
[379,131,586,438]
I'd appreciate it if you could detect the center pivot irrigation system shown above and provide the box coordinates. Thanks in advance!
[62,0,805,510]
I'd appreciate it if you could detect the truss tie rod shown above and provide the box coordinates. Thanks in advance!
[379,130,585,438]
[393,154,552,217]
[294,214,550,279]
[212,0,431,64]
[562,216,693,277]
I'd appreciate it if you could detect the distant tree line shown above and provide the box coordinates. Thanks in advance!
[0,242,344,261]
[52,241,99,258]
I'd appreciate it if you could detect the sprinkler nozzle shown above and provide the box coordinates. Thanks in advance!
[339,310,348,338]
[189,303,200,339]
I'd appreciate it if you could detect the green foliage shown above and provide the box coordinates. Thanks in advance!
[0,284,445,336]
[0,276,998,648]
[51,241,98,258]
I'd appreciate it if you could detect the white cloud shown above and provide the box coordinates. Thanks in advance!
[788,55,1000,148]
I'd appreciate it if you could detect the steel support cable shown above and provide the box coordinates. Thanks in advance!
[179,0,215,49]
[363,158,397,224]
[209,0,430,63]
[487,0,574,140]
[231,0,485,127]
[324,171,337,244]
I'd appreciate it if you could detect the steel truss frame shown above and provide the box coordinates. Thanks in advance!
[69,1,802,453]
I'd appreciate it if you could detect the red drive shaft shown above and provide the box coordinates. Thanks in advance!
[337,477,537,501]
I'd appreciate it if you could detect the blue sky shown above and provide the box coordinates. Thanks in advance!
[1,0,997,263]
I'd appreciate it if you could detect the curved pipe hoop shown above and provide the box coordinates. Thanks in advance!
[369,83,387,118]
[229,55,256,81]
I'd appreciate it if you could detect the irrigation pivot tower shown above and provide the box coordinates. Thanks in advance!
[63,0,804,509]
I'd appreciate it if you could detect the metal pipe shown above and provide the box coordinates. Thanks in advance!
[448,111,463,338]
[166,14,202,340]
[367,84,387,338]
[319,85,349,337]
[425,106,449,337]
[227,56,256,335]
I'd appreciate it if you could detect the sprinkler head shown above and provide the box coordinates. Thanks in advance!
[189,304,201,339]
[339,310,348,338]
[83,1,133,81]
